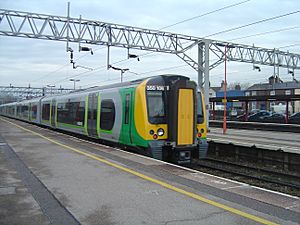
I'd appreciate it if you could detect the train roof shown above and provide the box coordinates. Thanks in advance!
[70,76,147,93]
[74,74,191,90]
[0,74,192,105]
[56,74,190,95]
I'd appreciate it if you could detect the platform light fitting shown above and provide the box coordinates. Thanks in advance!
[80,46,93,55]
[253,65,261,72]
[128,53,140,61]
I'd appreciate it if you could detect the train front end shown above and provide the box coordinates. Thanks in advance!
[134,75,207,164]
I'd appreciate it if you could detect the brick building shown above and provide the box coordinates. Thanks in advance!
[246,76,300,113]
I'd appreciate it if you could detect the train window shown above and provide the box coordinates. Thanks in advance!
[57,101,85,126]
[146,91,166,124]
[124,94,130,124]
[31,104,37,120]
[57,103,68,123]
[17,105,21,117]
[100,99,115,130]
[42,103,50,120]
[21,105,29,118]
[197,92,204,123]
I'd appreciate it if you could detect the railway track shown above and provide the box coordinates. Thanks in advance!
[210,120,300,133]
[189,157,300,196]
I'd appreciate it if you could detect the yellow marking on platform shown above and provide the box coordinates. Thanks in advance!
[0,117,279,225]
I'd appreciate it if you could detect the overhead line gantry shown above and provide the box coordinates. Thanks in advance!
[1,8,300,121]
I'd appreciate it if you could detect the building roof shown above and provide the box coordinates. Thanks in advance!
[247,81,300,91]
[210,86,221,92]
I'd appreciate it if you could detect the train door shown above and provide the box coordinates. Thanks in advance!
[177,89,194,145]
[167,78,196,147]
[51,99,56,127]
[122,90,132,144]
[87,93,98,137]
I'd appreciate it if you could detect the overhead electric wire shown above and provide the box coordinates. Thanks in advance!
[159,0,251,30]
[279,43,300,49]
[46,0,251,86]
[135,11,300,82]
[30,46,106,84]
[228,25,300,41]
[80,58,221,88]
[46,6,300,88]
[47,55,135,86]
[31,63,69,83]
[80,64,190,88]
[205,10,300,38]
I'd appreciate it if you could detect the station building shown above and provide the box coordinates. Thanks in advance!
[246,76,300,113]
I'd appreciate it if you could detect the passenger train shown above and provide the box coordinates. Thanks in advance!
[0,75,208,163]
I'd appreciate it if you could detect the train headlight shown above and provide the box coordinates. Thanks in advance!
[157,128,164,136]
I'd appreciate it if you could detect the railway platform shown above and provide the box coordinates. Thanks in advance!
[0,117,299,225]
[208,127,300,154]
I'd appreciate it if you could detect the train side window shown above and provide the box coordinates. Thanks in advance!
[42,103,50,120]
[100,99,115,130]
[75,101,85,126]
[57,101,85,126]
[57,103,68,123]
[197,92,204,123]
[31,104,37,120]
[17,105,21,117]
[21,105,29,118]
[124,94,130,124]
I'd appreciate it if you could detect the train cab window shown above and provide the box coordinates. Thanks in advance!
[146,91,166,124]
[197,92,204,123]
[100,99,115,130]
[42,103,50,120]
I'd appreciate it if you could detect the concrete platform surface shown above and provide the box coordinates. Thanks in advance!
[0,117,299,225]
[208,127,300,153]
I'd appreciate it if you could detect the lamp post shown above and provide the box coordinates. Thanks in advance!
[223,45,228,134]
[216,43,235,134]
[69,79,80,90]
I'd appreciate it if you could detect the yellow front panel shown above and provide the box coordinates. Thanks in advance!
[177,89,194,145]
[134,80,168,140]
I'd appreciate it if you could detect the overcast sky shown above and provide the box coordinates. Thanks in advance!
[0,0,299,89]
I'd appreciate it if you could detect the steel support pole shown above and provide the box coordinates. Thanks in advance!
[204,40,210,128]
[66,2,70,52]
[107,45,110,70]
[223,45,227,134]
[197,43,204,91]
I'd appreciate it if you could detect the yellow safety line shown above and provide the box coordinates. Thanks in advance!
[0,117,278,225]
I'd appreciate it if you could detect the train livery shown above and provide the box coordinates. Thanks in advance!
[0,75,208,163]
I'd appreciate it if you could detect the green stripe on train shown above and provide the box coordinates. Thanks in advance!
[119,88,148,148]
